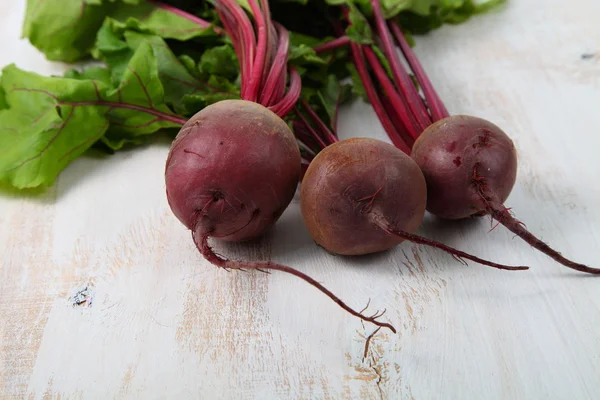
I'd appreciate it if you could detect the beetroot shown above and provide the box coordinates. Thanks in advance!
[165,100,301,242]
[301,138,426,255]
[411,116,517,220]
[165,0,302,251]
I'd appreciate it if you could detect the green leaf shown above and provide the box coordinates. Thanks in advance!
[22,0,112,62]
[325,0,505,26]
[197,45,239,80]
[107,2,220,41]
[274,0,309,4]
[406,0,439,16]
[181,92,239,115]
[289,43,329,67]
[381,0,414,18]
[63,66,113,86]
[300,74,352,132]
[287,33,346,92]
[0,42,184,188]
[181,74,240,110]
[397,0,507,33]
[317,76,352,125]
[289,32,325,49]
[22,0,219,62]
[372,45,393,79]
[178,54,201,79]
[88,0,143,4]
[92,20,134,82]
[0,85,7,110]
[345,4,374,44]
[0,65,111,188]
[101,42,185,148]
[94,21,240,116]
[127,32,220,115]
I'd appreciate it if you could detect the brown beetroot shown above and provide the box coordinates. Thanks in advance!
[301,138,426,255]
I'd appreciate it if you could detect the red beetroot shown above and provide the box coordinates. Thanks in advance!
[166,100,300,242]
[411,116,517,220]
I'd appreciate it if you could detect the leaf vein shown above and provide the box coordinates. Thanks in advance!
[127,66,154,108]
[4,107,74,173]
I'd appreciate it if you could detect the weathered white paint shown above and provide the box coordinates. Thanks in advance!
[1,0,599,399]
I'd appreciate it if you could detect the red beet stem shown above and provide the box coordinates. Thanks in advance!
[379,87,415,149]
[217,0,298,113]
[363,46,421,140]
[293,108,330,150]
[214,1,255,95]
[389,22,450,121]
[268,67,301,117]
[348,41,411,155]
[193,231,397,332]
[259,24,289,105]
[314,36,351,53]
[293,121,323,155]
[246,0,268,102]
[300,99,338,146]
[259,0,276,85]
[369,214,529,271]
[369,0,431,130]
[293,99,339,155]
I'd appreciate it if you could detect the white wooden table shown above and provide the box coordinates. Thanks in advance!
[1,0,599,399]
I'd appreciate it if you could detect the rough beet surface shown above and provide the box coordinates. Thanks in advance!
[412,115,518,219]
[301,138,427,255]
[165,99,301,242]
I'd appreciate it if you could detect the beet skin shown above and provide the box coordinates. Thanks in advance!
[165,100,301,242]
[411,115,518,219]
[300,138,427,255]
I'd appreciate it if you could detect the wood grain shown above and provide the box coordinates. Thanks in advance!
[1,0,600,399]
